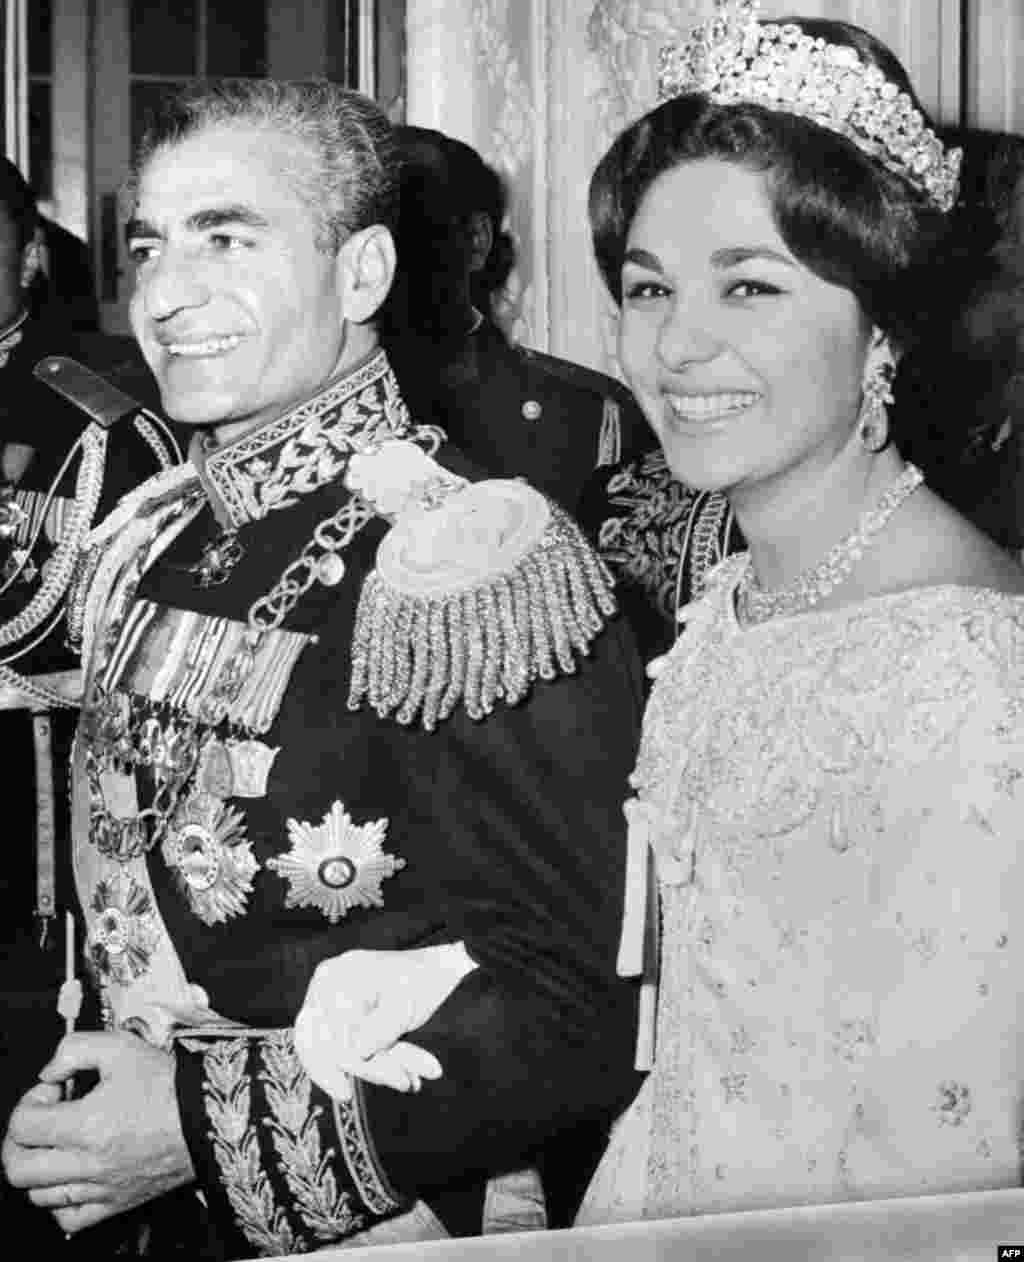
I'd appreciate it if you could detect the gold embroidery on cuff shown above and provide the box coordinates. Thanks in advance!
[334,1078,407,1218]
[260,1031,364,1241]
[201,1038,299,1257]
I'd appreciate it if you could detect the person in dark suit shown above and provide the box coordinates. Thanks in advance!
[28,214,101,334]
[380,126,650,515]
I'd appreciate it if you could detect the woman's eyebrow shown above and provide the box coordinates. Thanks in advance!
[623,245,798,271]
[710,245,796,269]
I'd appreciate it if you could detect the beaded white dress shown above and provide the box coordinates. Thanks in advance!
[578,554,1024,1224]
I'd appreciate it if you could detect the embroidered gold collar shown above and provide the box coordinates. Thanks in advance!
[190,350,413,530]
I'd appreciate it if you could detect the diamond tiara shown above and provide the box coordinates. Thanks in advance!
[657,0,961,212]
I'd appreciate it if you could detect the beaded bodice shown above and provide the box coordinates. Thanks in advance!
[637,557,1023,882]
[587,557,1024,1221]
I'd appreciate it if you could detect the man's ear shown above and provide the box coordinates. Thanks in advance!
[337,225,396,324]
[466,212,493,275]
[20,234,42,291]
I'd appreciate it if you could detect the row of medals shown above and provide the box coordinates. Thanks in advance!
[85,685,271,925]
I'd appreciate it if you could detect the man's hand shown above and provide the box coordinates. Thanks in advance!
[1,1031,196,1236]
[294,942,477,1099]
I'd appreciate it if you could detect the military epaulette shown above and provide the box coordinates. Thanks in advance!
[345,439,616,731]
[518,345,632,405]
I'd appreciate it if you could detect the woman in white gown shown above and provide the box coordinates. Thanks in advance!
[578,0,1024,1226]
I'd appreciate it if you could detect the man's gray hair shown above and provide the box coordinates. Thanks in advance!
[125,78,398,253]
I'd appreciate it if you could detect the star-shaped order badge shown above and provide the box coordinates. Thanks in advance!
[88,872,160,985]
[268,800,404,923]
[162,791,259,925]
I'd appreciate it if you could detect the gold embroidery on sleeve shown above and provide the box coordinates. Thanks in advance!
[260,1031,364,1241]
[202,1038,299,1256]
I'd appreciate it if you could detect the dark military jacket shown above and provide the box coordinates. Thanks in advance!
[0,313,173,500]
[577,444,746,665]
[0,316,179,952]
[0,314,180,673]
[70,350,645,1257]
[387,318,650,515]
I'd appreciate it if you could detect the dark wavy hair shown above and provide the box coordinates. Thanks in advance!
[124,78,399,253]
[589,18,951,358]
[441,138,517,312]
[0,158,38,253]
[894,130,1024,540]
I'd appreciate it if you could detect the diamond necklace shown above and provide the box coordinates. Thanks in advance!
[735,462,924,626]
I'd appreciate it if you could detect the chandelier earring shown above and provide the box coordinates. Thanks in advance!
[858,345,896,454]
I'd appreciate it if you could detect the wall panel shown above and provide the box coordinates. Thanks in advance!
[407,1,1002,378]
[967,0,1024,133]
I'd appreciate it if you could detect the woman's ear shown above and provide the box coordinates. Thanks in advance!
[337,225,397,325]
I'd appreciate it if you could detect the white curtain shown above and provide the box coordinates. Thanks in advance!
[405,0,1001,377]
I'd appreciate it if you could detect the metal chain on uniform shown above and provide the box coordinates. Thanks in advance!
[87,493,379,862]
[88,425,444,861]
[0,423,108,707]
[241,423,446,637]
[131,411,183,471]
[245,493,376,634]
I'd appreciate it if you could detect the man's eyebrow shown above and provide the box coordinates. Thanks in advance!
[185,205,271,233]
[124,217,159,242]
[710,245,796,269]
[123,205,271,243]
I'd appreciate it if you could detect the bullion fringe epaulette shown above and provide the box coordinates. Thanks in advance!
[347,479,617,731]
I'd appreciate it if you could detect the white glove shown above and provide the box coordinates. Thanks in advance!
[293,943,477,1099]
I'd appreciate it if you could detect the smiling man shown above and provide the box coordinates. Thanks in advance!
[1,80,644,1258]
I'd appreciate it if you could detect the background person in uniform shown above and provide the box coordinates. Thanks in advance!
[0,156,179,1255]
[380,126,650,514]
[28,214,102,335]
[2,78,645,1258]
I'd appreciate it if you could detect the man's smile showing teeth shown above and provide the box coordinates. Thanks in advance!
[165,334,244,357]
[666,391,761,421]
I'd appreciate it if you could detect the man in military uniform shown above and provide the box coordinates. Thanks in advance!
[381,127,649,514]
[2,80,644,1257]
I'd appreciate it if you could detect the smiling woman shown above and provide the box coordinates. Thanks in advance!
[616,158,874,501]
[575,0,1024,1231]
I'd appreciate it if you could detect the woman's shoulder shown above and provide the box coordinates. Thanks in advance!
[883,484,1024,596]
